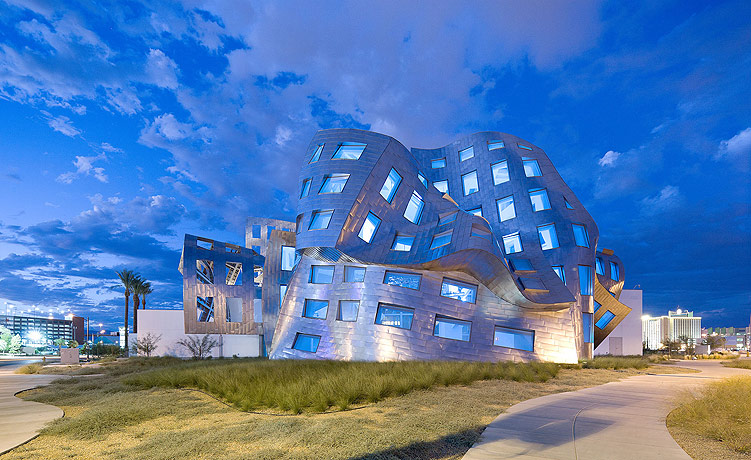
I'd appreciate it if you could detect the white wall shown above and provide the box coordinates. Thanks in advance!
[137,309,261,358]
[595,289,643,356]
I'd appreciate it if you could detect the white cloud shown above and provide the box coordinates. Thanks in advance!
[640,185,682,215]
[717,127,751,159]
[145,49,179,89]
[275,125,292,146]
[56,154,108,184]
[45,114,81,137]
[598,150,621,167]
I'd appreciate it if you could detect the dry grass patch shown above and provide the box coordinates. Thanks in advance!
[723,360,751,370]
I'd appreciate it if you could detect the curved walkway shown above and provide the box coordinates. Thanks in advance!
[462,360,751,460]
[0,364,65,455]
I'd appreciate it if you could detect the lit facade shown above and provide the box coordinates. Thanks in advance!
[0,314,84,346]
[642,310,701,350]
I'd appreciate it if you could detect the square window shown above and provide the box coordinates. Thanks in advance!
[431,158,446,168]
[462,170,479,195]
[332,142,366,160]
[309,144,324,163]
[579,265,593,296]
[552,266,565,284]
[595,310,616,329]
[488,140,505,150]
[537,224,559,250]
[344,266,366,282]
[320,173,350,194]
[383,271,421,290]
[497,195,516,222]
[197,296,214,322]
[595,257,604,275]
[434,315,471,341]
[529,188,551,211]
[502,232,523,254]
[375,304,414,329]
[459,146,474,162]
[380,168,402,202]
[491,160,509,185]
[303,299,328,319]
[392,234,414,251]
[441,278,477,303]
[523,158,542,177]
[196,260,214,284]
[572,224,590,248]
[610,261,620,281]
[358,212,381,243]
[468,206,483,217]
[418,172,428,188]
[309,210,334,230]
[310,265,335,284]
[403,191,424,224]
[430,230,452,249]
[281,246,297,271]
[582,313,594,343]
[226,298,243,323]
[300,178,312,198]
[292,333,320,352]
[493,326,534,351]
[338,301,359,322]
[225,262,242,285]
[434,180,448,194]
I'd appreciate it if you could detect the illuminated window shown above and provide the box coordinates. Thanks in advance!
[309,210,333,230]
[493,326,534,351]
[583,313,594,343]
[380,168,402,202]
[572,224,590,248]
[440,278,477,303]
[403,191,424,224]
[595,257,604,275]
[523,158,542,177]
[529,188,551,211]
[319,173,349,194]
[332,142,366,160]
[459,146,474,162]
[502,232,522,254]
[537,224,559,250]
[358,212,381,243]
[488,140,504,150]
[594,301,601,313]
[309,144,324,163]
[462,170,479,195]
[281,246,297,271]
[431,158,446,169]
[434,180,448,194]
[300,178,311,198]
[610,262,620,281]
[375,304,414,329]
[497,195,516,221]
[491,160,509,185]
[579,265,593,295]
[434,315,471,341]
[596,311,616,329]
[468,206,483,217]
[391,234,414,251]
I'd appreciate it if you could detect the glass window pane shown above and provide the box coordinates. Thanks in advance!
[595,311,616,329]
[300,178,311,198]
[344,266,366,282]
[529,188,551,211]
[459,146,474,161]
[430,230,452,249]
[434,180,448,194]
[252,225,261,238]
[488,140,504,150]
[595,258,604,275]
[462,170,479,195]
[303,299,328,319]
[565,198,574,209]
[579,265,593,295]
[383,271,421,290]
[441,278,477,303]
[309,210,334,230]
[281,246,297,271]
[310,265,334,284]
[610,262,619,281]
[392,234,414,251]
[434,316,471,341]
[502,232,523,254]
[403,191,424,224]
[375,304,414,329]
[292,333,320,352]
[573,224,590,247]
[491,160,509,185]
[418,172,428,188]
[309,144,324,163]
[280,285,287,307]
[594,301,601,313]
[338,301,359,322]
[358,212,381,243]
[523,158,542,177]
[225,297,243,322]
[537,224,559,250]
[552,266,565,284]
[493,326,534,351]
[320,173,350,194]
[468,206,483,217]
[332,142,366,160]
[379,168,402,202]
[431,158,446,168]
[267,226,275,240]
[439,212,457,225]
[518,144,533,151]
[497,195,516,222]
[583,313,594,343]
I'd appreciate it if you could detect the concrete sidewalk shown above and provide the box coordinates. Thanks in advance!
[462,360,751,460]
[0,370,65,455]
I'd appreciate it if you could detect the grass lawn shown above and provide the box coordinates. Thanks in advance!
[668,375,751,460]
[9,357,684,460]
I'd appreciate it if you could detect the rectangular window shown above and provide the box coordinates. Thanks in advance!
[430,230,453,249]
[431,158,446,169]
[280,285,287,307]
[529,188,551,211]
[493,326,534,351]
[610,262,620,281]
[303,299,328,319]
[462,170,479,195]
[552,266,565,284]
[497,195,516,222]
[251,224,261,238]
[459,146,474,162]
[300,178,312,198]
[281,246,297,271]
[226,298,242,323]
[518,144,533,151]
[471,223,491,240]
[310,265,335,284]
[225,262,242,285]
[491,160,509,185]
[292,333,320,352]
[595,257,604,275]
[583,313,594,343]
[267,226,275,240]
[440,278,477,303]
[572,224,590,247]
[403,191,424,224]
[523,158,542,177]
[197,238,213,250]
[332,142,366,160]
[434,180,448,194]
[488,140,505,150]
[418,172,428,188]
[375,304,414,329]
[383,271,421,290]
[502,232,523,254]
[309,144,324,163]
[596,311,616,329]
[537,224,559,250]
[579,265,593,296]
[344,266,366,282]
[358,212,381,243]
[197,296,214,322]
[338,301,359,322]
[468,206,483,217]
[510,258,533,271]
[379,168,402,202]
[434,315,471,341]
[196,260,214,284]
[319,173,350,194]
[438,212,457,226]
[392,234,414,251]
[309,210,334,230]
[594,301,601,313]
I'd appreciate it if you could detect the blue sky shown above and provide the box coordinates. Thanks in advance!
[0,0,749,330]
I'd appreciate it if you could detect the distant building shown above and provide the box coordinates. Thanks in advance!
[702,325,749,351]
[595,289,643,356]
[642,309,701,350]
[0,313,84,346]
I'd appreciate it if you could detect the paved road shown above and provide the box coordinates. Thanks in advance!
[462,360,751,460]
[0,356,60,370]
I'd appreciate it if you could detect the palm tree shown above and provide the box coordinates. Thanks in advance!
[140,281,153,309]
[116,269,138,356]
[132,277,149,333]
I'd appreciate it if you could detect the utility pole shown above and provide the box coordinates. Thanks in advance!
[86,317,90,361]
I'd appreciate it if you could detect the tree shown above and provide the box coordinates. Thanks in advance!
[53,338,67,348]
[662,339,682,358]
[133,333,162,357]
[116,269,139,356]
[177,335,219,359]
[68,340,79,348]
[140,281,153,309]
[133,278,152,333]
[705,334,727,352]
[0,326,22,354]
